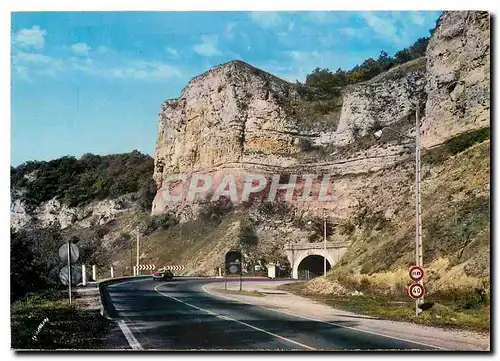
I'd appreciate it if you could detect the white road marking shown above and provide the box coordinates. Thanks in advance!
[117,320,144,350]
[154,284,316,350]
[201,284,448,351]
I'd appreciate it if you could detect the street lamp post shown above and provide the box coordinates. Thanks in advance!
[374,103,423,315]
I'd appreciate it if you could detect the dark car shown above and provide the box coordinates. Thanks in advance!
[152,269,174,281]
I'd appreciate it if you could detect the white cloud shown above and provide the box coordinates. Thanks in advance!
[98,45,110,54]
[13,43,181,83]
[12,50,62,81]
[305,12,330,23]
[13,65,31,82]
[409,11,425,25]
[73,58,181,81]
[250,12,283,28]
[360,12,401,45]
[193,35,221,57]
[13,25,47,50]
[14,51,53,65]
[166,47,178,57]
[339,27,357,37]
[71,42,91,56]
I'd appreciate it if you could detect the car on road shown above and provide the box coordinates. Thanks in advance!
[152,268,174,281]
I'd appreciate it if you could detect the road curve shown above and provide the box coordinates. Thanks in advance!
[102,278,439,351]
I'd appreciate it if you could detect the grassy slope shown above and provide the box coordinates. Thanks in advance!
[11,291,115,349]
[104,211,249,277]
[285,132,490,331]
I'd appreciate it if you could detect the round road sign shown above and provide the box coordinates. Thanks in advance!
[409,265,424,282]
[59,265,82,286]
[228,264,239,274]
[58,242,79,264]
[408,283,425,300]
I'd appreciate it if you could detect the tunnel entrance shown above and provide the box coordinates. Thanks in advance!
[297,255,331,280]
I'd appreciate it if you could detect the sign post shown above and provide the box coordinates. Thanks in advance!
[67,241,72,304]
[408,265,425,316]
[58,241,79,304]
[225,250,242,291]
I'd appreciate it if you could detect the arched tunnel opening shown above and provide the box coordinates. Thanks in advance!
[297,255,331,280]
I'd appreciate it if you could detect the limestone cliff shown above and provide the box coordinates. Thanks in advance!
[152,58,426,219]
[150,11,490,280]
[422,11,490,148]
[153,12,489,223]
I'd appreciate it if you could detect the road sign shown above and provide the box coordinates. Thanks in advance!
[58,242,79,264]
[225,251,242,275]
[163,265,185,271]
[59,265,82,286]
[408,283,425,300]
[409,265,424,282]
[228,264,239,274]
[137,264,155,271]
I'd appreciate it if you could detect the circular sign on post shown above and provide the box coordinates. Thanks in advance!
[408,283,425,300]
[59,265,82,286]
[409,265,424,282]
[229,264,239,274]
[225,250,242,275]
[59,242,79,264]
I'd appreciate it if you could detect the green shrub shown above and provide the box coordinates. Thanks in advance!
[11,150,155,210]
[303,36,430,93]
[143,214,178,235]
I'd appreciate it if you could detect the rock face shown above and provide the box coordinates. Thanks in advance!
[152,59,426,217]
[334,57,426,146]
[153,61,301,177]
[152,11,490,223]
[422,11,490,148]
[11,196,137,231]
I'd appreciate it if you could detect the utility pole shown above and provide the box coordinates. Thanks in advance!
[415,103,424,315]
[136,226,140,276]
[323,211,327,277]
[372,103,424,317]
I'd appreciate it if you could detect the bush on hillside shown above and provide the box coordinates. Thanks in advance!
[303,35,432,94]
[11,150,156,211]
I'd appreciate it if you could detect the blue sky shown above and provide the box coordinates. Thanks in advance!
[11,11,441,166]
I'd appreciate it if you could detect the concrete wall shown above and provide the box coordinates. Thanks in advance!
[285,245,348,279]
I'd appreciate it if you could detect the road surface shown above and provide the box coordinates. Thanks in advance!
[102,278,440,351]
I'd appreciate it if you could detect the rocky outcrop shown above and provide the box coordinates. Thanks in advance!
[332,57,426,146]
[153,11,490,224]
[152,58,426,217]
[11,196,137,231]
[422,11,490,148]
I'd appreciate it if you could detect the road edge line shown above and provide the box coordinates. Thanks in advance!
[201,284,447,351]
[153,284,316,350]
[117,320,144,350]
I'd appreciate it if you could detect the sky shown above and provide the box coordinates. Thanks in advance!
[10,11,442,166]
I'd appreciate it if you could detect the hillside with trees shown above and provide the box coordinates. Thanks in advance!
[11,150,156,212]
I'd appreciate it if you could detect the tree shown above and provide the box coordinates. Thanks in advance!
[377,50,394,71]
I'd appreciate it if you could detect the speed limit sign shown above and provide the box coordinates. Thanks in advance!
[408,283,425,300]
[409,265,424,282]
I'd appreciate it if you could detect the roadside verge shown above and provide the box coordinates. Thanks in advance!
[202,281,490,351]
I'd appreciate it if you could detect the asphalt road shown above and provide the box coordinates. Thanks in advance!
[102,278,439,351]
